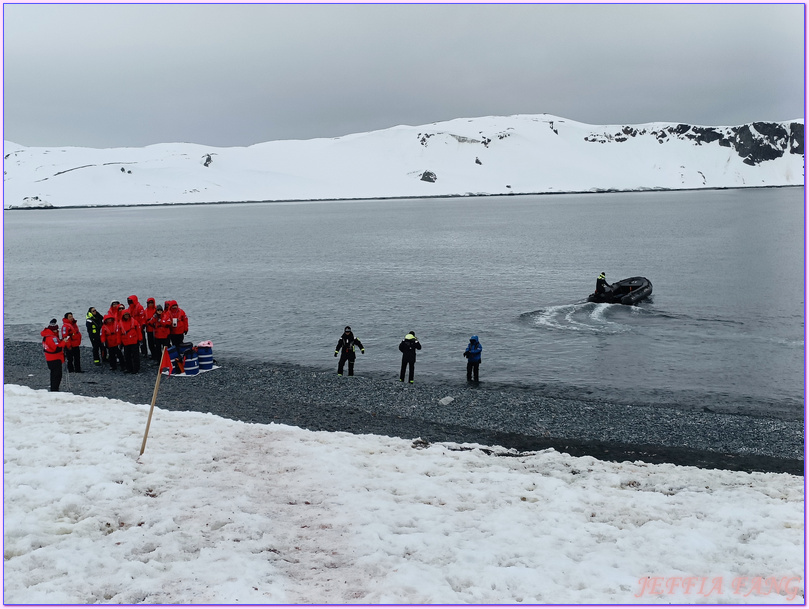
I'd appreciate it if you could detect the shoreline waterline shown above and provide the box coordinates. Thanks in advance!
[4,340,802,475]
[4,184,802,210]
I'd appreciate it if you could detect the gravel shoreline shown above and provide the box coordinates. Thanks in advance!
[4,339,803,475]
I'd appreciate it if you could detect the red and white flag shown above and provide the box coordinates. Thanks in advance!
[159,348,172,376]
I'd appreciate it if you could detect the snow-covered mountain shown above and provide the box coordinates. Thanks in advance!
[3,114,804,209]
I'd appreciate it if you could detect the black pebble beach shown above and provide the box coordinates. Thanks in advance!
[4,339,803,475]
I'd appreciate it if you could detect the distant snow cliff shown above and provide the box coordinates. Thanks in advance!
[3,114,804,208]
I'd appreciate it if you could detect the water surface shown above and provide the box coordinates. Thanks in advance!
[4,188,804,418]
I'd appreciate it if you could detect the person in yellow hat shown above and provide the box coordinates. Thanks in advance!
[595,272,612,295]
[398,331,422,383]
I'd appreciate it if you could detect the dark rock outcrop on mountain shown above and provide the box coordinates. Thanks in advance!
[421,170,437,183]
[727,122,803,166]
[788,122,804,155]
[584,121,804,168]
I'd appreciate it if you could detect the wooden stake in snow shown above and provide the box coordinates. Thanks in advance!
[140,346,171,455]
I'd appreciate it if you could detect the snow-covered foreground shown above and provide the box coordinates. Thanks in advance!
[3,384,804,604]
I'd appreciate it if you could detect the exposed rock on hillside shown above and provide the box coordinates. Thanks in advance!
[584,122,804,167]
[7,196,53,209]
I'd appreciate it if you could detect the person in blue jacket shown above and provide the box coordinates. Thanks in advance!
[463,335,482,382]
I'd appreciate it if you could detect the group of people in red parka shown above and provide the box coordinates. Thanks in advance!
[98,296,189,374]
[42,295,189,391]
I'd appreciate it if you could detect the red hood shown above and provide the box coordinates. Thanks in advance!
[41,327,58,338]
[128,295,141,307]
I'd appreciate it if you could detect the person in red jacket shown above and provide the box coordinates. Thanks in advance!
[41,318,67,391]
[107,300,122,320]
[118,310,141,373]
[100,314,124,371]
[152,304,171,353]
[61,312,83,373]
[143,297,158,359]
[127,295,147,357]
[164,300,189,348]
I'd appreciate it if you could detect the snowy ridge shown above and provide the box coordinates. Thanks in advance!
[3,114,804,209]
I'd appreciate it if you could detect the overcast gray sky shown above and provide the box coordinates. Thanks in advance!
[3,3,804,148]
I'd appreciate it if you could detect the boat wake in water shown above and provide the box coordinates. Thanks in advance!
[517,300,802,420]
[521,301,649,334]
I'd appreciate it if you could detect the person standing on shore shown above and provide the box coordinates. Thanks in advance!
[164,300,188,348]
[398,331,421,383]
[334,326,365,376]
[143,298,158,359]
[126,295,147,356]
[107,300,122,320]
[463,335,483,382]
[118,311,141,373]
[61,313,83,373]
[85,307,104,365]
[152,304,170,352]
[41,319,67,391]
[100,314,124,371]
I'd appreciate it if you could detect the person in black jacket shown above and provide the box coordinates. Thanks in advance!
[596,272,612,295]
[398,331,422,383]
[334,326,365,376]
[85,307,105,365]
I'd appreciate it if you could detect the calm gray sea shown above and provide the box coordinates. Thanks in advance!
[4,188,804,418]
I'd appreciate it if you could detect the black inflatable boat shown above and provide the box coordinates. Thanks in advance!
[587,276,653,305]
